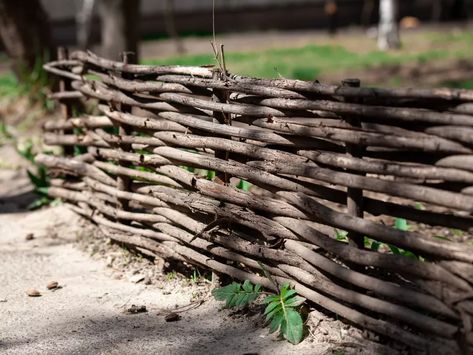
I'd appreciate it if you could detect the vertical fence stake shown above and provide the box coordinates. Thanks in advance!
[57,47,74,156]
[115,52,133,214]
[210,67,231,286]
[211,68,231,185]
[342,78,365,249]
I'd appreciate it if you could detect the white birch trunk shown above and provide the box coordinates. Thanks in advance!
[378,0,400,50]
[76,0,96,50]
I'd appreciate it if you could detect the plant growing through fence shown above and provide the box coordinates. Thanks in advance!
[212,280,306,344]
[17,141,59,209]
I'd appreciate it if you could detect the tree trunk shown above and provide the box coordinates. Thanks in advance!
[378,0,400,50]
[164,0,185,54]
[431,0,442,22]
[99,0,140,63]
[77,0,97,49]
[0,0,53,81]
[361,0,376,28]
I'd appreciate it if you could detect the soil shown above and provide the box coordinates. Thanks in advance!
[0,145,398,354]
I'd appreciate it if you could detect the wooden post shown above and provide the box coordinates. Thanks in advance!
[57,47,74,156]
[342,78,365,249]
[210,67,230,285]
[211,68,231,185]
[115,52,133,213]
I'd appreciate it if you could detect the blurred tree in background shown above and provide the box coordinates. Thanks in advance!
[378,0,400,50]
[99,0,141,63]
[0,0,53,82]
[77,0,96,50]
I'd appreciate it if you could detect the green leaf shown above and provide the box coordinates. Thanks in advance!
[206,170,215,180]
[27,170,42,188]
[335,229,348,242]
[269,312,283,333]
[50,198,62,207]
[400,250,419,260]
[394,218,409,231]
[414,202,425,210]
[281,289,297,301]
[283,309,303,344]
[388,244,402,255]
[284,295,306,308]
[263,284,306,344]
[266,306,282,323]
[212,281,262,309]
[237,179,251,191]
[264,300,281,315]
[242,280,253,292]
[263,295,279,304]
[27,196,51,210]
[370,240,381,252]
[212,283,240,302]
[36,187,49,196]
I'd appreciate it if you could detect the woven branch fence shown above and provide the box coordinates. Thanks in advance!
[40,50,473,353]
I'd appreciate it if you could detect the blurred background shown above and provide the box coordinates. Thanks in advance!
[0,0,472,131]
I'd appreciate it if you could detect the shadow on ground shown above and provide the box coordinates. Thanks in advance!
[1,302,351,355]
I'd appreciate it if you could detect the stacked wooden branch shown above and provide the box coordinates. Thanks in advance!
[41,51,473,353]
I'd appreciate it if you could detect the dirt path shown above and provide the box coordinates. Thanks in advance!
[0,145,396,355]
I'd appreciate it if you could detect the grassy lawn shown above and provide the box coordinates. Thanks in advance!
[144,44,458,80]
[0,71,21,97]
[144,30,473,83]
[1,29,472,97]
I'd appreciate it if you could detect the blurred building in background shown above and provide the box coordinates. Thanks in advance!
[41,0,473,46]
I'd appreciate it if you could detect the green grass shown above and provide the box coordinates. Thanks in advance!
[143,43,471,81]
[0,72,21,97]
[442,80,473,89]
[1,30,472,94]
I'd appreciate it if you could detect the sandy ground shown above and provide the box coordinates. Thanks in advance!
[0,144,397,355]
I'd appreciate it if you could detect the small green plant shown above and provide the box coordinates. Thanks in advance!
[166,271,177,281]
[263,283,306,344]
[212,281,306,344]
[450,228,464,238]
[414,202,425,210]
[0,122,12,141]
[390,218,419,259]
[16,141,55,209]
[189,269,202,285]
[394,218,409,231]
[206,169,215,180]
[236,179,251,191]
[364,237,381,252]
[213,280,262,308]
[335,229,348,243]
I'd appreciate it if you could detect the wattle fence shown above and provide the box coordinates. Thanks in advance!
[41,50,473,353]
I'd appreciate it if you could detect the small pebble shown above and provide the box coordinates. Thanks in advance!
[129,274,145,283]
[47,281,59,290]
[25,233,34,241]
[126,305,147,314]
[26,288,41,297]
[165,312,181,322]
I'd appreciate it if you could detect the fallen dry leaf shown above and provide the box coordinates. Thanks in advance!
[26,288,41,297]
